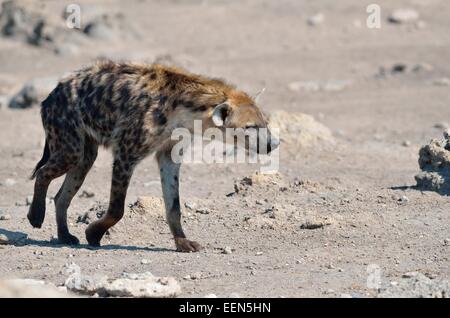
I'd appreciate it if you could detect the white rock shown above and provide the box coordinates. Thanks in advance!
[433,78,450,86]
[104,272,181,298]
[204,293,218,298]
[222,246,233,254]
[307,13,324,26]
[0,279,71,298]
[3,178,16,186]
[388,9,419,24]
[64,272,108,296]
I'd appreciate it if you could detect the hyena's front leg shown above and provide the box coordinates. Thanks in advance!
[85,154,134,247]
[157,149,202,252]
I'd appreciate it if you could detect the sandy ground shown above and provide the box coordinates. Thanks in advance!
[0,0,449,297]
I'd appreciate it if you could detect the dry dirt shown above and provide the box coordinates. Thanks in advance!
[0,0,449,298]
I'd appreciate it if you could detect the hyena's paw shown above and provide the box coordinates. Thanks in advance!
[27,201,45,228]
[85,225,103,247]
[175,237,202,253]
[58,232,80,245]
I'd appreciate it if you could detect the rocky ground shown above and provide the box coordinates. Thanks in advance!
[0,0,449,298]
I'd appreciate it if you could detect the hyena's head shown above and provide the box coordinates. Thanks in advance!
[209,90,280,154]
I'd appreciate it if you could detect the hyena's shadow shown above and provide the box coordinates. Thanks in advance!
[0,227,172,251]
[29,240,173,252]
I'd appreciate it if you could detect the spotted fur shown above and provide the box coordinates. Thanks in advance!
[27,60,277,251]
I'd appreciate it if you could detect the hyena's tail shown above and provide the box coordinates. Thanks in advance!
[30,140,50,180]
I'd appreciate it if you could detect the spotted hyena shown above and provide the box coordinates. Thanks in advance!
[28,61,279,252]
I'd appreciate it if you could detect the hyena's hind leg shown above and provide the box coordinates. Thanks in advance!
[28,148,81,229]
[53,137,98,245]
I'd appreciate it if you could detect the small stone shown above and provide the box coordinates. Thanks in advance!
[402,272,419,278]
[0,95,9,109]
[184,272,201,280]
[0,234,9,244]
[433,78,450,86]
[222,246,233,254]
[195,208,210,215]
[402,140,411,147]
[444,238,449,246]
[8,83,38,109]
[204,293,217,298]
[25,195,33,206]
[397,195,409,204]
[434,122,449,129]
[412,63,433,72]
[184,201,196,210]
[3,178,16,187]
[255,251,263,256]
[388,9,419,24]
[0,214,11,221]
[288,81,320,92]
[140,259,150,265]
[307,13,324,26]
[78,190,95,198]
[391,63,408,74]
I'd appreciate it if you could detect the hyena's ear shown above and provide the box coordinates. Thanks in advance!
[212,103,230,127]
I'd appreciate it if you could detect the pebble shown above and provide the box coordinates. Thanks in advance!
[402,140,411,147]
[204,293,218,298]
[433,78,450,87]
[3,178,16,187]
[434,122,449,129]
[307,13,324,26]
[0,234,9,244]
[397,195,409,204]
[78,190,95,198]
[388,9,419,24]
[444,238,449,246]
[222,246,233,254]
[195,208,210,215]
[8,83,38,109]
[140,259,150,265]
[184,201,196,210]
[0,214,11,220]
[255,251,263,256]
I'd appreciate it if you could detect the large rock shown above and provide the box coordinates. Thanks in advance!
[8,82,38,109]
[415,130,450,195]
[104,272,181,298]
[0,279,70,297]
[64,263,108,296]
[128,196,164,218]
[267,111,335,151]
[0,0,54,46]
[379,272,449,298]
[9,77,58,109]
[64,263,180,298]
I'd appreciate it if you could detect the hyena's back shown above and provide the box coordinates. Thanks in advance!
[41,62,161,151]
